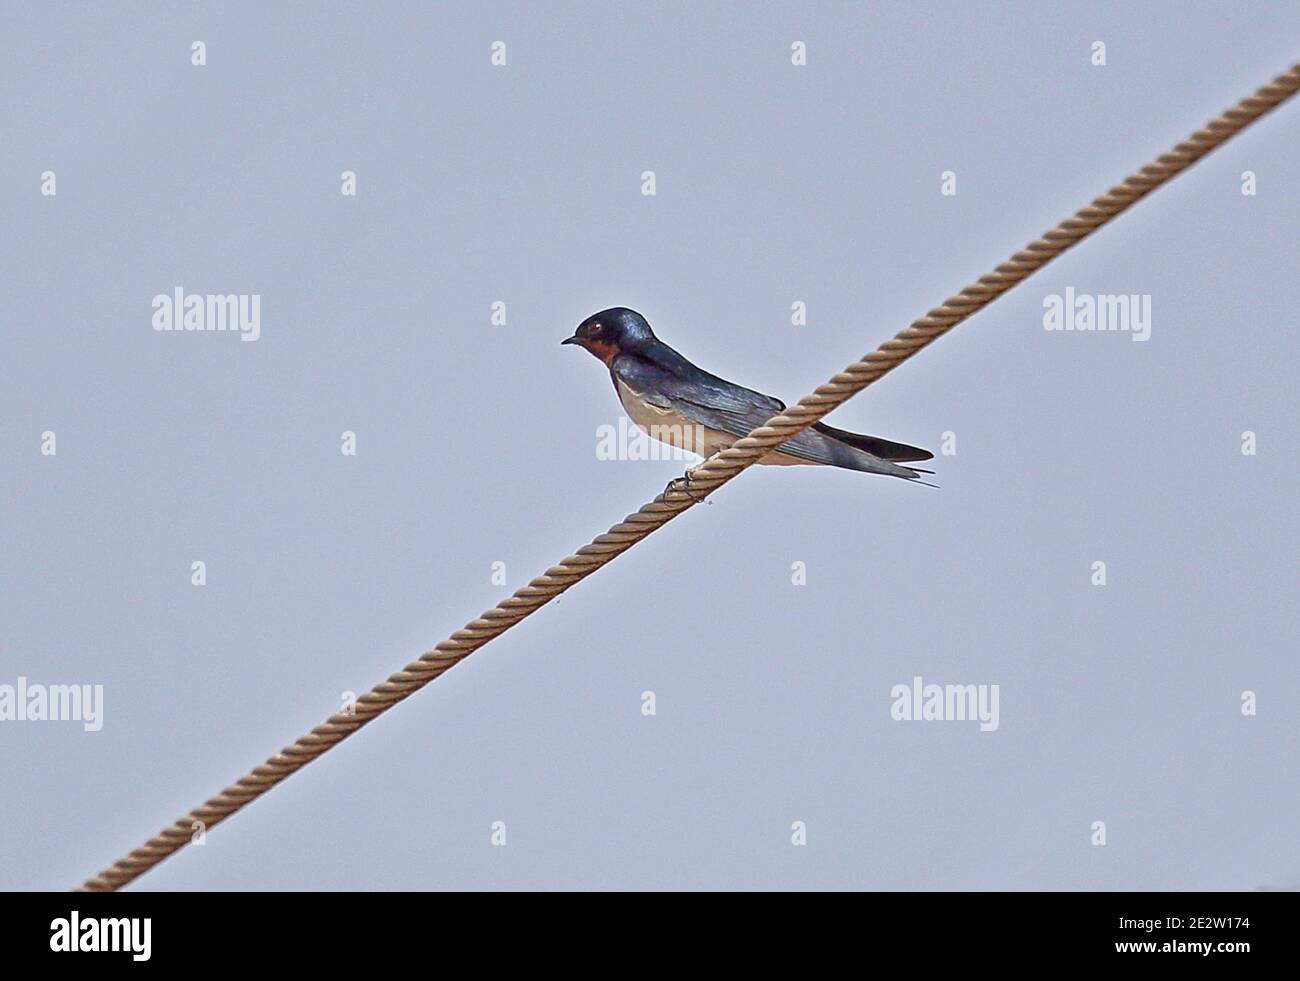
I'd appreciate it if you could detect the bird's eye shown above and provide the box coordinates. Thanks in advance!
[588,322,602,336]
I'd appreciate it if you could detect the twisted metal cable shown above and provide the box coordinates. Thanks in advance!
[80,62,1300,891]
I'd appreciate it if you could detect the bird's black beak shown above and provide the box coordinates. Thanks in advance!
[561,335,580,346]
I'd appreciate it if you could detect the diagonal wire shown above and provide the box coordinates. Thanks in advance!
[80,61,1300,891]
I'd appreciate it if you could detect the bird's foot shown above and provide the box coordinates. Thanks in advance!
[664,467,704,503]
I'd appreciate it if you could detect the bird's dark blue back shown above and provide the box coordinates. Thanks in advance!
[606,333,933,468]
[610,338,786,419]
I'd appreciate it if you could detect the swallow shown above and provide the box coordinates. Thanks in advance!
[563,307,934,484]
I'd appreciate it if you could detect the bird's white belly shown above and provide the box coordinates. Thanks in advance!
[613,378,812,465]
[615,378,727,457]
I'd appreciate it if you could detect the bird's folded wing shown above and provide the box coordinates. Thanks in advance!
[812,422,934,462]
[621,358,926,468]
[642,377,848,467]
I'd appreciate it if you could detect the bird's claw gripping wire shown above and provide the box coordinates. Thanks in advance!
[664,468,703,503]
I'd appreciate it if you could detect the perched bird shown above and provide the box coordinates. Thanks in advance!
[563,307,934,484]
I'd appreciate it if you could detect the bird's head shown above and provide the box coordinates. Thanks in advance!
[562,307,655,364]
